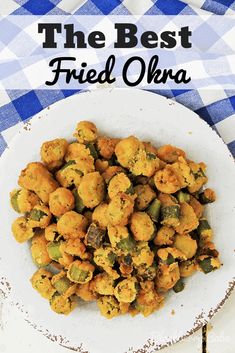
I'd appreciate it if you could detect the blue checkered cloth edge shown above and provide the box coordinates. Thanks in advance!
[0,0,234,157]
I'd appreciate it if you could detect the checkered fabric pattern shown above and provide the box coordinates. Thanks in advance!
[0,0,235,157]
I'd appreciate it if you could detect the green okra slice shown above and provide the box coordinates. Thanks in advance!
[146,198,161,222]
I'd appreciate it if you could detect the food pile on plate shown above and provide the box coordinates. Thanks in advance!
[10,121,220,318]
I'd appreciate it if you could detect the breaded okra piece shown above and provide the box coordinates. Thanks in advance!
[18,162,58,204]
[40,138,68,171]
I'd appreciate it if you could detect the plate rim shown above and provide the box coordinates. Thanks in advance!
[0,87,235,352]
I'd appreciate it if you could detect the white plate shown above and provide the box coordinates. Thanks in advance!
[0,89,235,353]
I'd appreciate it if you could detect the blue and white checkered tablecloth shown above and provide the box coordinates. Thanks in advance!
[0,0,234,157]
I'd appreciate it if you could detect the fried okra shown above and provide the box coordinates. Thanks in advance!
[10,189,40,213]
[97,136,119,159]
[49,187,75,217]
[18,162,58,204]
[47,241,73,267]
[31,268,56,299]
[67,260,95,284]
[45,223,61,242]
[12,216,34,243]
[135,281,164,317]
[115,136,159,177]
[56,160,91,188]
[174,203,199,234]
[11,120,220,318]
[73,121,97,143]
[132,242,154,268]
[50,294,76,315]
[108,225,135,252]
[97,296,120,319]
[114,277,137,303]
[40,138,68,170]
[76,281,97,302]
[92,203,109,229]
[156,262,180,291]
[93,273,115,295]
[78,172,105,208]
[157,144,186,163]
[57,211,87,239]
[130,212,155,241]
[154,226,175,246]
[115,136,141,168]
[102,166,124,184]
[65,142,94,164]
[134,184,156,211]
[31,232,51,267]
[107,193,134,226]
[108,172,133,199]
[173,234,198,259]
[154,165,181,194]
[28,204,52,229]
[51,271,77,296]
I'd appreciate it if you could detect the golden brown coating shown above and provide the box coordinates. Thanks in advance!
[171,157,194,188]
[67,260,95,284]
[10,189,40,213]
[107,193,134,226]
[56,159,94,188]
[115,136,161,178]
[143,141,158,155]
[12,216,34,243]
[92,203,109,229]
[102,166,124,184]
[49,187,75,217]
[93,273,115,295]
[179,260,197,277]
[31,232,51,267]
[173,234,197,259]
[65,142,94,164]
[78,172,105,208]
[18,162,58,203]
[50,294,76,315]
[73,121,97,143]
[174,203,199,234]
[11,120,220,318]
[107,225,129,248]
[130,150,159,178]
[135,281,164,317]
[63,238,86,258]
[157,144,186,163]
[28,204,52,229]
[154,165,181,194]
[76,282,97,302]
[108,172,133,199]
[57,211,87,239]
[134,184,156,211]
[97,136,120,159]
[154,226,175,246]
[156,262,180,291]
[45,223,60,242]
[187,161,208,193]
[115,136,141,168]
[189,195,204,219]
[130,212,155,241]
[40,138,68,170]
[157,247,187,262]
[31,268,56,300]
[114,277,137,303]
[132,242,154,268]
[97,296,120,319]
[95,159,109,173]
